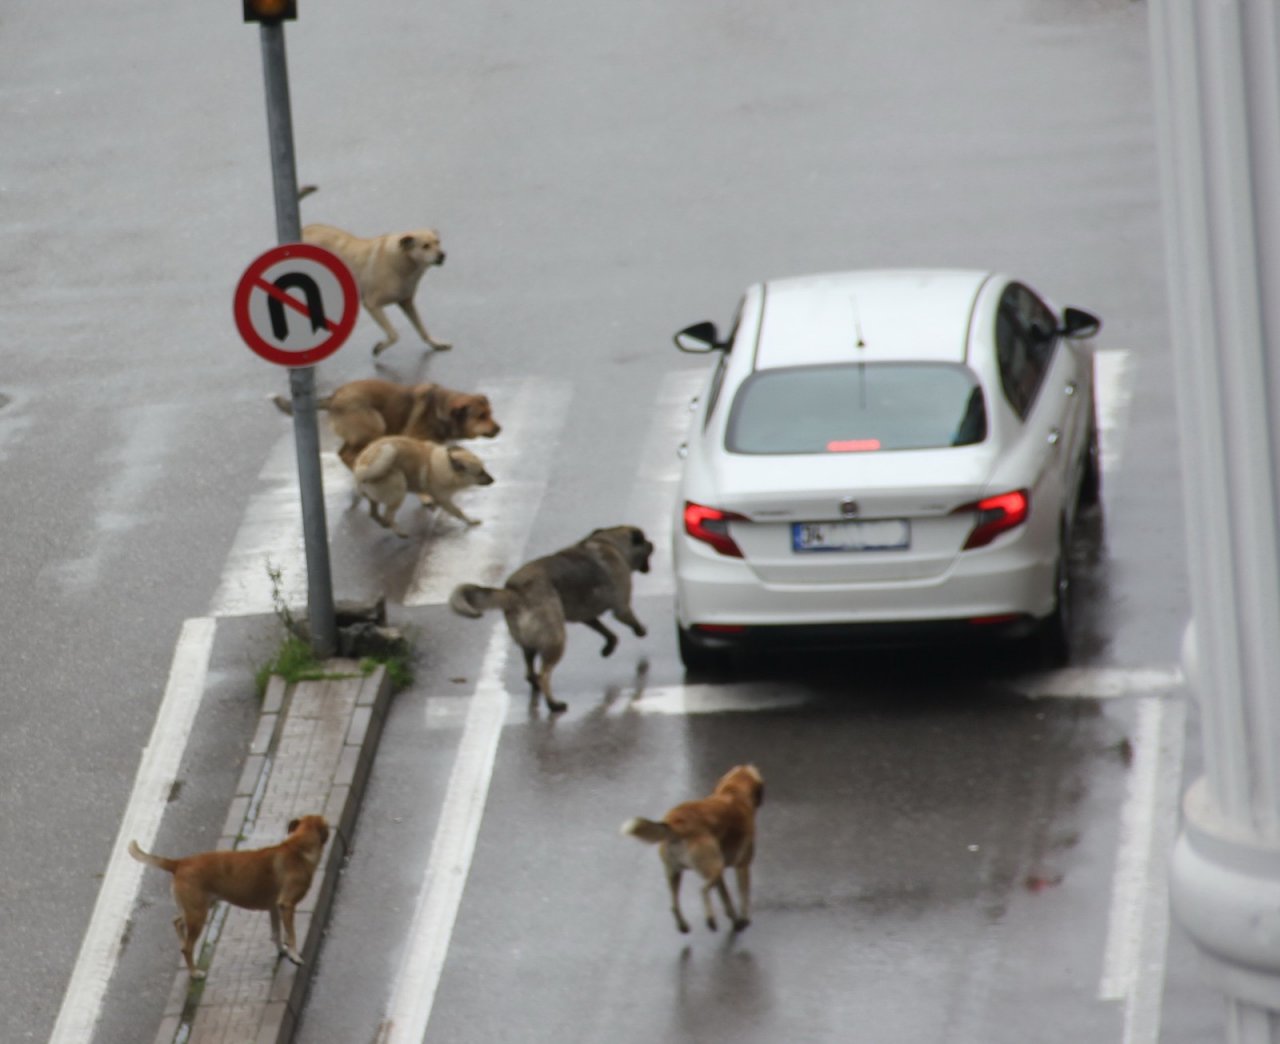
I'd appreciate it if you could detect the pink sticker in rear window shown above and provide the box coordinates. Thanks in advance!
[827,439,881,452]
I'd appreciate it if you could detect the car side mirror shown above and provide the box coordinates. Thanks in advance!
[1060,307,1101,340]
[674,320,723,354]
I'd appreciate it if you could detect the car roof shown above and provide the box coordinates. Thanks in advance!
[751,268,995,370]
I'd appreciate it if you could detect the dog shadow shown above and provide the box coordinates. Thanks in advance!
[520,657,652,778]
[673,938,769,1038]
[524,656,650,724]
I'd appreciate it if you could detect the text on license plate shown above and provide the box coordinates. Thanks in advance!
[792,519,910,552]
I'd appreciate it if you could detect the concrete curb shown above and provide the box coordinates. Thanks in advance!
[152,660,393,1044]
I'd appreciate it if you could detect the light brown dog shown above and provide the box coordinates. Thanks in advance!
[128,815,331,979]
[450,526,654,713]
[622,765,764,934]
[301,222,449,356]
[353,436,494,536]
[271,378,501,470]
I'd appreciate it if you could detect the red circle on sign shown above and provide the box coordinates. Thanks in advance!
[233,243,360,367]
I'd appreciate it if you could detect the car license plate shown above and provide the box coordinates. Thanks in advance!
[792,519,910,552]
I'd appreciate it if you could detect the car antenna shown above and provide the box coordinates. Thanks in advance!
[851,296,868,408]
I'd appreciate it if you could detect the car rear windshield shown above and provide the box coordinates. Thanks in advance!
[726,362,987,454]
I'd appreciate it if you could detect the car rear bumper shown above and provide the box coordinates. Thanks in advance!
[674,536,1055,631]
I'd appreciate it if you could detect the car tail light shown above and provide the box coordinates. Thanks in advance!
[954,490,1029,550]
[684,502,748,558]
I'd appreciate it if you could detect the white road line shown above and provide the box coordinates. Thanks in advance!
[209,434,351,617]
[1017,666,1184,700]
[1100,694,1187,1044]
[624,369,707,597]
[49,617,217,1044]
[382,376,567,1040]
[403,377,573,606]
[1095,350,1132,474]
[379,630,511,1043]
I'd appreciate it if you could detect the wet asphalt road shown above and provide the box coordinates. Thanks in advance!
[0,0,1229,1041]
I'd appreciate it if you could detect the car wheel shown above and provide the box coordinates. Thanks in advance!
[678,625,730,674]
[1034,531,1072,667]
[1078,406,1101,508]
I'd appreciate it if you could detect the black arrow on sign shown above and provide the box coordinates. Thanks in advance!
[267,272,328,338]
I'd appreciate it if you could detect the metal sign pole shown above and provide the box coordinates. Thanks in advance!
[258,20,337,657]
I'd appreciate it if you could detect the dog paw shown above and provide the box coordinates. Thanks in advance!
[547,699,568,714]
[600,640,618,658]
[732,918,751,933]
[706,918,719,932]
[432,342,454,352]
[281,947,304,967]
[190,968,207,981]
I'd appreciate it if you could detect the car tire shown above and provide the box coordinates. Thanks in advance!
[1078,405,1101,508]
[1034,531,1072,668]
[678,625,730,675]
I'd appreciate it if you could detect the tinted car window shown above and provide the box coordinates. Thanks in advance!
[995,283,1059,418]
[726,363,987,455]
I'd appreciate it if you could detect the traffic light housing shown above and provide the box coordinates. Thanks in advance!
[243,0,296,23]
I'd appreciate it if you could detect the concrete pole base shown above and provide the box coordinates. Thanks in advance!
[1172,777,1280,1015]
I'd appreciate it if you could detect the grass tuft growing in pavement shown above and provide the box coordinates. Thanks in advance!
[254,561,416,697]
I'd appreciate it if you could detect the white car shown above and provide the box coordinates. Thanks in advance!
[671,268,1101,671]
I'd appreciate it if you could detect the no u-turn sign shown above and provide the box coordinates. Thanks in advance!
[234,243,359,366]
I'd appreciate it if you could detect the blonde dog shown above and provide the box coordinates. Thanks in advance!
[622,765,764,934]
[271,377,501,469]
[128,815,330,979]
[301,222,449,356]
[353,436,494,536]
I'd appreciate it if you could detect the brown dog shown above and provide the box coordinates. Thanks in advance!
[450,526,654,713]
[128,815,330,979]
[301,222,449,355]
[271,378,501,469]
[622,765,764,934]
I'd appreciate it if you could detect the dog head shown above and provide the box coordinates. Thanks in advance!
[587,525,654,574]
[715,764,764,808]
[399,229,446,269]
[446,446,495,487]
[449,393,501,439]
[286,815,331,847]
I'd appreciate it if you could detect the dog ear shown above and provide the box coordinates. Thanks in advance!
[287,818,300,834]
[399,235,416,251]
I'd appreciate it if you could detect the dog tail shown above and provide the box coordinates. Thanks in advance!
[298,184,319,200]
[449,583,516,619]
[269,392,333,417]
[621,817,675,845]
[352,440,398,484]
[128,839,178,874]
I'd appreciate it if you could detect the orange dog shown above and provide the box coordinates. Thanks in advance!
[622,765,764,933]
[129,815,330,979]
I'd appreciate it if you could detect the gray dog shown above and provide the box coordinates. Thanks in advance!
[449,526,654,712]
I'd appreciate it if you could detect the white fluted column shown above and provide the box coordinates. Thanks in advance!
[1150,1,1280,1038]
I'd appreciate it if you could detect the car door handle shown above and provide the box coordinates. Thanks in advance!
[1047,428,1062,446]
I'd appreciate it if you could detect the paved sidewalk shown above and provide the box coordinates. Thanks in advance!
[151,660,393,1044]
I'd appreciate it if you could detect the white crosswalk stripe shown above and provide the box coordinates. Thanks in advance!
[625,368,707,597]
